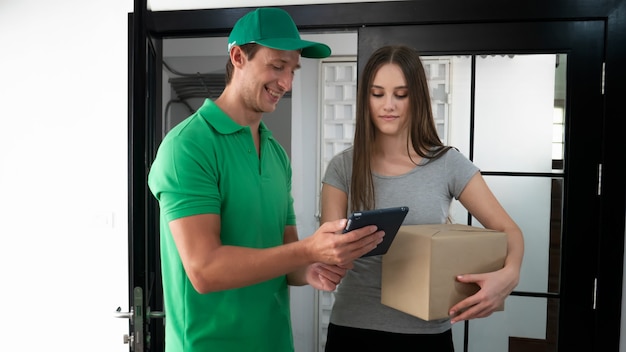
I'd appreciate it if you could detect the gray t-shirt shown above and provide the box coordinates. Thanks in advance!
[322,147,479,334]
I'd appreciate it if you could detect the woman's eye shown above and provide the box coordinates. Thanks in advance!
[395,90,408,98]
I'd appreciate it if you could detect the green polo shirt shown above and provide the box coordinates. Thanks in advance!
[148,99,297,352]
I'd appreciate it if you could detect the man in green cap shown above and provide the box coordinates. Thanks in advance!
[148,7,384,352]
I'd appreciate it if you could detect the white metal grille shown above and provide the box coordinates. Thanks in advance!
[423,58,451,144]
[316,59,357,352]
[320,61,358,175]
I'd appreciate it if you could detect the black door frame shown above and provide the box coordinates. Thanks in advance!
[129,1,626,350]
[128,0,165,350]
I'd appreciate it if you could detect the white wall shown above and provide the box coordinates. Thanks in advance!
[0,0,131,351]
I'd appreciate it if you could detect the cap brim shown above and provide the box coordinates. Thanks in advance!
[256,38,331,58]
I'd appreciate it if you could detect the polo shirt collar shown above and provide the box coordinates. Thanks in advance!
[197,99,273,138]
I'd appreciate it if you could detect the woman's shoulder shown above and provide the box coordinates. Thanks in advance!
[439,146,468,160]
[423,146,474,169]
[330,146,354,163]
[440,147,480,175]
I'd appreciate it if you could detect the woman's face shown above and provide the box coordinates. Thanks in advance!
[368,63,410,137]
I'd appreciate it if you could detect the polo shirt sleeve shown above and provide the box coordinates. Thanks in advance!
[148,135,221,223]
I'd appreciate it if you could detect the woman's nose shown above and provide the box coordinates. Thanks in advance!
[383,97,395,111]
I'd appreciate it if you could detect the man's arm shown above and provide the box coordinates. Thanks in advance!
[170,213,383,294]
[284,226,351,291]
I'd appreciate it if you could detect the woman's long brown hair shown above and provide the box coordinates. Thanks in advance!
[350,45,451,211]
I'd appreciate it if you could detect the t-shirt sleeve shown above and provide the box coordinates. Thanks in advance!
[322,149,352,193]
[445,148,481,199]
[148,135,221,223]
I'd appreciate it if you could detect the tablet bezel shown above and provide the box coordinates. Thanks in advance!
[343,206,410,257]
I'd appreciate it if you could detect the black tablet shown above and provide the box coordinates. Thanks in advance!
[343,206,410,257]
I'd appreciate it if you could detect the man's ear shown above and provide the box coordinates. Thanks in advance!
[229,46,246,68]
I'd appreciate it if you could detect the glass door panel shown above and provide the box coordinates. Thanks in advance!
[481,175,556,293]
[473,54,557,173]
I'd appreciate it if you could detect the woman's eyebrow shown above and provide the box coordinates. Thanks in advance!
[370,85,408,89]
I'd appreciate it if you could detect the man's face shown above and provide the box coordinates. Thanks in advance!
[239,46,301,114]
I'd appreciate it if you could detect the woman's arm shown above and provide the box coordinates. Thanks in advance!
[449,172,525,323]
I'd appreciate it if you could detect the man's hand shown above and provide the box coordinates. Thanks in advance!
[305,219,384,267]
[305,263,352,291]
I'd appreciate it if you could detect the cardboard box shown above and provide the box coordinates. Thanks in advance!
[381,224,507,321]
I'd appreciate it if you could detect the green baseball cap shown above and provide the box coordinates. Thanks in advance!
[228,7,331,59]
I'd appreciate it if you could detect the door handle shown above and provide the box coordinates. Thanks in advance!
[114,306,165,321]
[147,308,165,320]
[114,306,134,324]
[115,287,166,351]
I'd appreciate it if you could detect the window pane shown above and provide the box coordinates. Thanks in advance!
[481,175,560,294]
[473,55,557,173]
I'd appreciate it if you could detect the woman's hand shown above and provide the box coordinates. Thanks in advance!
[448,265,520,323]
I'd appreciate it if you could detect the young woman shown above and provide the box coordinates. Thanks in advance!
[321,45,524,351]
